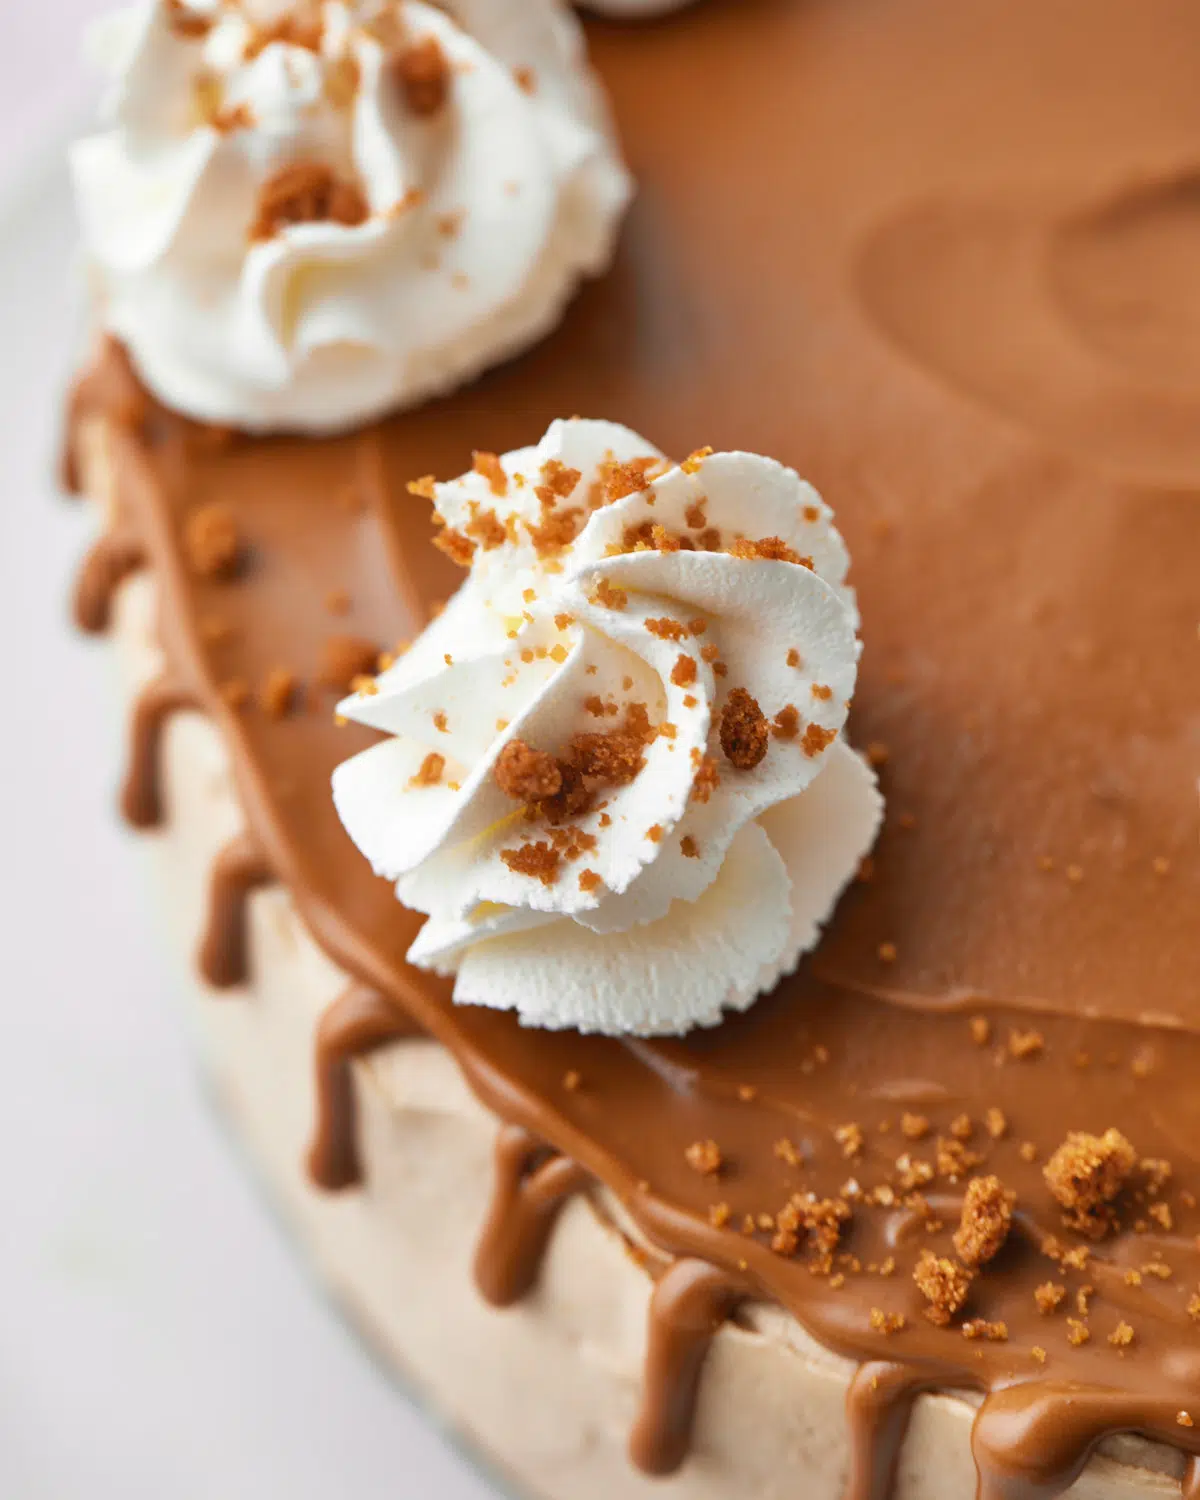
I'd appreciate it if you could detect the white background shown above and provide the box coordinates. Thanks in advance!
[1,13,499,1500]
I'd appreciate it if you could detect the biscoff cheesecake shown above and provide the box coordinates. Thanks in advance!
[65,2,1200,1498]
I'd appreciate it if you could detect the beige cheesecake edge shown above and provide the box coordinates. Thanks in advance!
[80,420,1184,1500]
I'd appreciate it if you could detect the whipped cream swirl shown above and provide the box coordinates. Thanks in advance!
[70,0,632,433]
[333,420,883,1036]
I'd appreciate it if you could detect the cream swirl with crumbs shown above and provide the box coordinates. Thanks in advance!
[332,419,883,1035]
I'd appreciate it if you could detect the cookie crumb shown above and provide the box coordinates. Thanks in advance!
[685,1140,723,1176]
[671,654,697,687]
[1008,1029,1045,1060]
[185,503,241,579]
[869,1308,907,1335]
[250,161,367,241]
[259,667,297,719]
[409,752,445,787]
[494,740,562,802]
[500,842,561,886]
[393,36,450,115]
[914,1250,972,1326]
[954,1176,1015,1267]
[720,688,769,769]
[962,1319,1008,1342]
[1044,1129,1136,1239]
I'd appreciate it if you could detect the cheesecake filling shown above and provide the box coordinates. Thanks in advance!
[71,0,632,433]
[332,419,881,1035]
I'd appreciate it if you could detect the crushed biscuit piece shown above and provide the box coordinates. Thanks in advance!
[671,654,698,687]
[500,842,560,886]
[1044,1129,1136,1239]
[728,535,811,566]
[954,1176,1015,1267]
[685,1140,723,1177]
[409,752,445,787]
[471,452,509,500]
[1066,1318,1090,1346]
[433,526,476,567]
[962,1319,1008,1342]
[578,869,602,894]
[1008,1028,1045,1060]
[720,687,769,770]
[869,1308,907,1335]
[681,447,713,475]
[937,1136,982,1181]
[1179,1412,1195,1428]
[393,35,450,115]
[527,506,584,557]
[535,460,582,509]
[1035,1282,1066,1315]
[709,1202,731,1228]
[970,1016,991,1046]
[407,474,437,501]
[599,455,660,504]
[985,1108,1008,1141]
[835,1123,865,1160]
[690,754,721,804]
[950,1114,974,1141]
[259,667,297,719]
[811,683,833,701]
[465,507,507,550]
[801,722,836,757]
[185,503,241,579]
[494,740,562,802]
[1108,1321,1135,1348]
[914,1251,972,1326]
[591,578,627,611]
[250,161,367,241]
[772,705,801,741]
[680,835,700,859]
[645,616,689,642]
[901,1113,930,1141]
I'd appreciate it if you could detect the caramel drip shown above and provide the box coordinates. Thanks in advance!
[971,1385,1200,1500]
[307,984,422,1192]
[197,830,274,989]
[72,529,146,634]
[473,1126,590,1308]
[628,1259,748,1477]
[844,1362,936,1500]
[121,675,200,829]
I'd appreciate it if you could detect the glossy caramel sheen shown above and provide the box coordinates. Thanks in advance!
[69,1,1200,1495]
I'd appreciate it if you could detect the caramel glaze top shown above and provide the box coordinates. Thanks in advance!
[70,0,1200,1493]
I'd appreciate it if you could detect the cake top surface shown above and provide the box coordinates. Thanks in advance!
[68,0,1200,1491]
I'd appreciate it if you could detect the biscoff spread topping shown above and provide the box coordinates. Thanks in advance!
[333,418,881,1036]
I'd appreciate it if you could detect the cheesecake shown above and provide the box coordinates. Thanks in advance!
[64,2,1200,1497]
